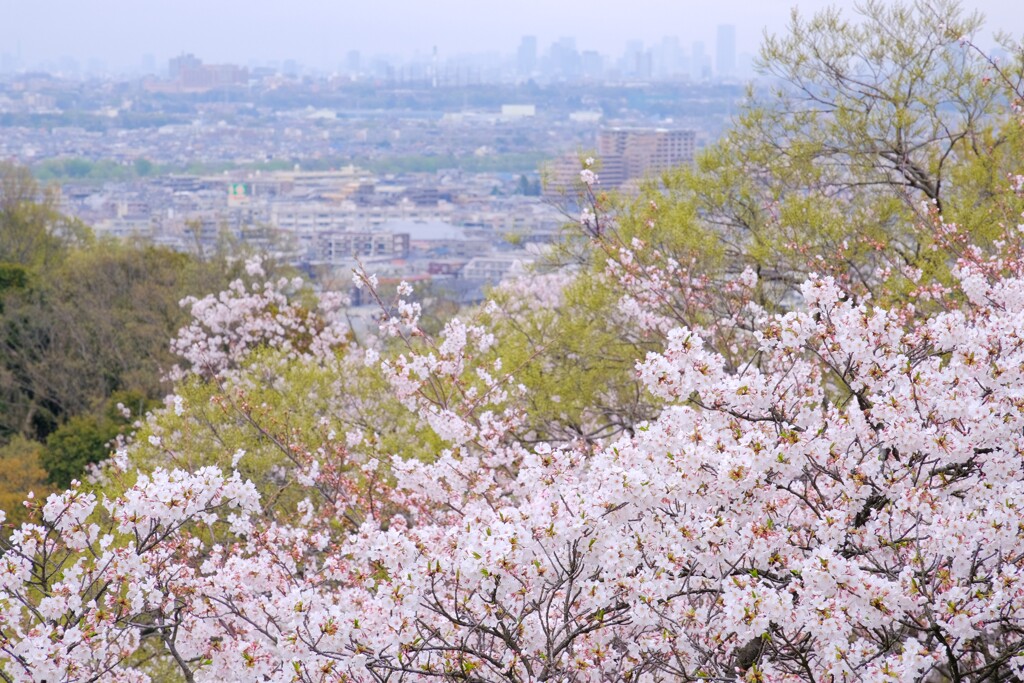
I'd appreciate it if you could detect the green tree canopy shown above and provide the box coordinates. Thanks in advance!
[0,203,238,442]
[1,162,90,269]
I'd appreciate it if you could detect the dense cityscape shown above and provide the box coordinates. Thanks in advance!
[1,32,749,293]
[2,27,752,83]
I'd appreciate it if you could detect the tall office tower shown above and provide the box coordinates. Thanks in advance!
[517,36,537,77]
[581,50,604,80]
[346,50,361,74]
[622,39,644,78]
[656,36,684,79]
[716,24,737,79]
[552,36,581,80]
[691,41,711,81]
[58,56,81,77]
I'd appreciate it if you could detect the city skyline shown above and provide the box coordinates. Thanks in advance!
[2,0,1021,73]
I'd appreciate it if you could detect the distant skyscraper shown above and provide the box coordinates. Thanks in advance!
[716,24,737,79]
[691,41,711,81]
[58,55,80,77]
[656,36,684,79]
[622,39,644,79]
[346,50,361,74]
[552,37,582,79]
[517,36,537,77]
[581,50,604,80]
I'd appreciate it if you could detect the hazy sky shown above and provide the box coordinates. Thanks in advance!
[2,0,1022,70]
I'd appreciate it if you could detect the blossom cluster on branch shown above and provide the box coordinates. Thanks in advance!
[169,257,349,381]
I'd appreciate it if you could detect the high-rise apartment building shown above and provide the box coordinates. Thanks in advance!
[168,53,202,80]
[716,24,737,78]
[168,53,247,90]
[598,128,696,186]
[543,128,696,198]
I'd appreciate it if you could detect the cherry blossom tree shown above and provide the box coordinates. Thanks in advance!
[169,257,349,382]
[6,196,1024,680]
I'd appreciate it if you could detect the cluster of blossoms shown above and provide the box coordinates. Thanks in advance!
[1,470,259,682]
[354,269,525,453]
[170,257,349,380]
[580,168,598,188]
[334,260,1024,681]
[6,204,1024,680]
[605,236,759,341]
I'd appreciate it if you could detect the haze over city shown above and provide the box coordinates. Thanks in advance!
[3,0,1023,72]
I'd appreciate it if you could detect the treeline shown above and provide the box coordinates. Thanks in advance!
[0,111,181,132]
[30,152,550,184]
[0,163,241,523]
[32,157,166,183]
